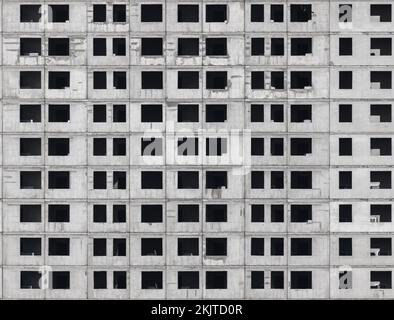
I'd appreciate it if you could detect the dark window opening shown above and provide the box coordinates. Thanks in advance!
[48,238,70,256]
[371,238,392,256]
[49,38,69,56]
[113,138,126,156]
[141,104,162,123]
[141,238,163,256]
[113,4,126,23]
[251,104,264,122]
[251,238,264,256]
[370,4,392,22]
[206,38,227,56]
[20,171,41,189]
[113,71,126,89]
[20,238,41,256]
[251,71,264,90]
[291,205,312,223]
[271,104,284,122]
[291,138,312,156]
[251,4,264,22]
[206,5,227,22]
[206,238,227,256]
[178,204,199,222]
[48,72,69,89]
[370,171,392,189]
[271,71,284,89]
[178,238,199,256]
[178,272,199,289]
[290,4,312,22]
[251,38,264,56]
[113,204,126,223]
[271,204,284,223]
[141,171,163,189]
[291,71,312,89]
[339,104,352,122]
[270,137,284,156]
[206,271,227,289]
[251,204,264,222]
[291,38,312,56]
[48,138,69,156]
[339,138,352,156]
[20,71,41,89]
[142,38,163,56]
[113,239,126,256]
[371,204,392,223]
[206,104,227,122]
[141,272,162,289]
[178,171,199,189]
[271,171,284,189]
[113,104,126,122]
[178,104,199,122]
[371,138,392,156]
[20,38,41,56]
[339,204,352,223]
[291,238,312,256]
[93,205,106,223]
[371,71,392,89]
[206,204,227,222]
[93,4,106,23]
[20,104,41,123]
[48,204,70,223]
[178,5,199,23]
[291,171,312,189]
[206,71,227,90]
[141,4,162,22]
[270,4,284,22]
[114,271,127,289]
[93,238,106,256]
[291,104,311,122]
[339,238,352,256]
[141,71,163,89]
[251,271,265,289]
[113,38,126,56]
[93,38,106,56]
[178,71,199,89]
[20,5,41,23]
[371,271,392,289]
[93,171,106,189]
[371,104,392,122]
[291,271,312,289]
[21,271,41,289]
[339,171,352,189]
[251,137,264,156]
[371,38,392,56]
[271,238,284,256]
[141,204,163,223]
[206,171,227,189]
[339,38,352,56]
[251,171,264,189]
[93,104,106,122]
[94,271,107,289]
[271,38,284,56]
[48,171,69,189]
[93,138,106,156]
[48,104,70,122]
[271,271,284,289]
[20,138,41,156]
[113,171,126,189]
[49,5,69,23]
[178,38,199,56]
[20,205,41,223]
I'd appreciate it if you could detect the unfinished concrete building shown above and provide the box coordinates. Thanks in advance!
[0,0,393,299]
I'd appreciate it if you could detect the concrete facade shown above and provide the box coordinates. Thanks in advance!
[0,0,393,299]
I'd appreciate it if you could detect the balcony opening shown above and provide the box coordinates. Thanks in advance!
[339,238,352,256]
[178,272,199,289]
[271,171,284,189]
[291,205,312,223]
[113,38,126,56]
[371,104,392,122]
[93,205,106,223]
[141,71,163,89]
[94,271,107,289]
[20,38,41,56]
[206,104,227,122]
[178,4,199,23]
[291,38,312,56]
[20,138,41,156]
[206,38,227,56]
[251,204,264,222]
[291,104,311,122]
[141,4,162,22]
[251,71,264,89]
[48,5,69,23]
[271,38,284,56]
[271,104,284,122]
[206,71,227,90]
[113,204,126,223]
[21,271,41,289]
[20,71,41,89]
[48,72,70,89]
[20,104,41,123]
[141,271,162,289]
[251,4,264,22]
[371,138,392,156]
[48,138,69,156]
[251,238,264,256]
[370,71,392,89]
[370,4,392,22]
[178,71,199,89]
[370,171,392,189]
[177,171,199,189]
[206,5,227,22]
[270,138,283,156]
[141,238,163,256]
[141,171,163,189]
[48,38,69,56]
[113,239,126,256]
[271,71,284,89]
[371,271,392,289]
[291,138,312,156]
[20,5,41,23]
[206,271,227,289]
[251,38,264,56]
[290,4,312,22]
[339,138,352,156]
[48,171,70,189]
[291,238,312,256]
[141,204,163,223]
[178,204,199,222]
[251,271,264,289]
[251,171,264,189]
[114,271,126,289]
[48,238,70,256]
[251,104,264,122]
[370,204,392,222]
[141,38,163,56]
[20,171,41,189]
[291,71,312,89]
[178,238,199,256]
[20,238,41,256]
[291,171,312,189]
[339,38,352,56]
[93,4,106,23]
[291,271,312,289]
[113,171,126,189]
[206,238,227,256]
[206,204,227,222]
[371,38,392,56]
[20,205,41,223]
[48,104,70,122]
[48,204,70,223]
[113,4,126,23]
[371,238,392,256]
[270,4,284,22]
[93,38,106,56]
[113,138,126,156]
[93,238,106,256]
[178,104,199,122]
[141,104,163,122]
[178,38,199,56]
[271,238,284,256]
[271,204,284,222]
[113,71,126,89]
